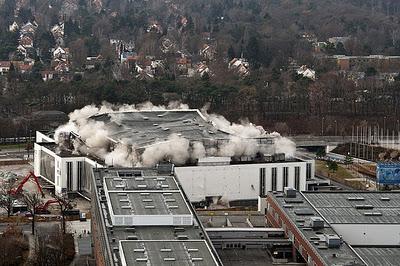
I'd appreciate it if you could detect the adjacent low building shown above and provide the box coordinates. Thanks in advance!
[175,155,313,205]
[303,191,400,246]
[91,167,221,266]
[266,189,400,266]
[266,189,366,266]
[102,170,193,226]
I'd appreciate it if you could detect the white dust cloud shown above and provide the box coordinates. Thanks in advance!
[54,101,296,167]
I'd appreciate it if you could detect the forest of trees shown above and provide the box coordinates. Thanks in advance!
[1,0,400,136]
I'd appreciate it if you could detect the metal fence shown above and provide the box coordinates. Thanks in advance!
[0,136,35,144]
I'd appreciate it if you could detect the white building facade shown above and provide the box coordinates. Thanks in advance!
[34,132,102,194]
[175,158,314,203]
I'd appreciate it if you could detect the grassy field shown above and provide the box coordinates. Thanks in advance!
[315,160,354,179]
[315,160,366,190]
[0,143,29,150]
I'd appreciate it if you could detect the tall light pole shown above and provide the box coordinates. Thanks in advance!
[383,116,387,134]
[334,120,338,136]
[28,129,32,159]
[321,117,325,136]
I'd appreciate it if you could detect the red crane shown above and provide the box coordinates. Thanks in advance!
[9,171,44,197]
[35,197,73,214]
[35,199,60,214]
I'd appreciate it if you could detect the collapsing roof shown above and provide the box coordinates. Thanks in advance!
[53,102,295,167]
[91,110,230,148]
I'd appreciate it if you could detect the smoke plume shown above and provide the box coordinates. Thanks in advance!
[54,101,296,167]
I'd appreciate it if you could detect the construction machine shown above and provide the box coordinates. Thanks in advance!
[9,171,44,197]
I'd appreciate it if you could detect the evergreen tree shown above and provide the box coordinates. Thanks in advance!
[245,35,260,68]
[344,154,353,166]
[227,45,235,60]
[327,161,338,173]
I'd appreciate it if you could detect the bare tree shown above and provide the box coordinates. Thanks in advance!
[0,224,29,265]
[53,193,74,234]
[0,173,18,217]
[22,192,43,235]
[34,223,75,266]
[69,38,88,68]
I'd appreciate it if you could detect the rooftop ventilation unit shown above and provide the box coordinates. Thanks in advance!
[355,205,374,210]
[364,212,382,216]
[294,208,314,216]
[309,217,324,230]
[284,198,304,204]
[165,199,176,202]
[142,199,153,202]
[273,153,286,162]
[284,187,296,198]
[264,154,273,162]
[347,197,365,201]
[324,234,341,248]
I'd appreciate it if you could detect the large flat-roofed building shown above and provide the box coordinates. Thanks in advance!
[90,110,230,147]
[352,247,400,266]
[266,190,365,266]
[91,166,221,266]
[34,108,314,203]
[119,240,217,265]
[102,170,193,226]
[266,190,400,266]
[302,191,400,246]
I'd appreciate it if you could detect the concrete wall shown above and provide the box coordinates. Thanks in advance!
[35,131,54,142]
[332,224,400,246]
[112,214,193,226]
[175,161,309,202]
[34,143,102,194]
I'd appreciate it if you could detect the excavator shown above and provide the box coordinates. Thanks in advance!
[9,171,45,197]
[35,197,74,214]
[9,171,74,214]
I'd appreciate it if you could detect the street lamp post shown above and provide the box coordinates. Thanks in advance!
[321,117,325,136]
[28,130,32,159]
[334,120,338,136]
[383,116,386,134]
